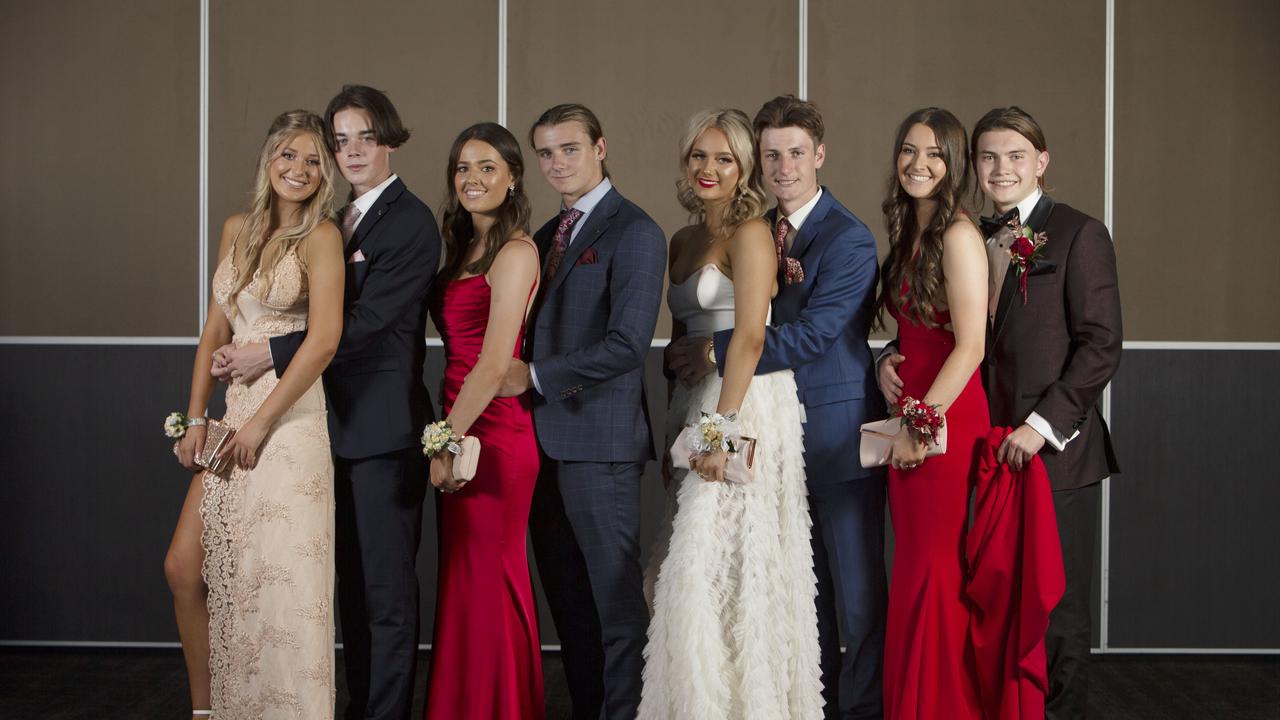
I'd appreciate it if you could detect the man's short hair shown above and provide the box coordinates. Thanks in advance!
[752,95,825,147]
[528,103,610,178]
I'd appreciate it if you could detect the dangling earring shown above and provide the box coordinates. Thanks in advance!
[508,185,515,197]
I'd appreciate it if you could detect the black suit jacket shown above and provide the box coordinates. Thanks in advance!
[985,194,1122,490]
[270,178,441,459]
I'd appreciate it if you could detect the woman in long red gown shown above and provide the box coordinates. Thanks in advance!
[424,122,544,719]
[877,108,990,718]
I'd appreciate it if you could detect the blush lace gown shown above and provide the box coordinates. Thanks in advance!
[202,250,335,719]
[639,264,822,720]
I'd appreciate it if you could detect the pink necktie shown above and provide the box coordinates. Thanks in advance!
[341,204,362,244]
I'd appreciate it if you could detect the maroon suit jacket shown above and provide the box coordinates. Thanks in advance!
[984,195,1122,491]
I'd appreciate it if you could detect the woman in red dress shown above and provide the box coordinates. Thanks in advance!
[877,108,990,718]
[424,122,544,719]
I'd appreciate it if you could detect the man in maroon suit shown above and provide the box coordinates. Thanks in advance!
[881,106,1121,718]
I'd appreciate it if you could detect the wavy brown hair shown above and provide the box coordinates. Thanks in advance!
[675,109,766,235]
[437,122,532,283]
[877,107,971,329]
[229,110,336,314]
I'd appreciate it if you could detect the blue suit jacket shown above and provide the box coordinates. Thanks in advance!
[526,186,666,463]
[713,188,882,482]
[270,178,440,460]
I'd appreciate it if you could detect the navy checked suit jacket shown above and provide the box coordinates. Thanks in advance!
[713,188,882,482]
[270,178,440,460]
[526,187,666,463]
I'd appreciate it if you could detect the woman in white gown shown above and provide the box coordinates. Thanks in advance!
[640,109,822,719]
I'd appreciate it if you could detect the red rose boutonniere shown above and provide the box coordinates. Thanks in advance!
[1009,226,1048,304]
[782,256,805,285]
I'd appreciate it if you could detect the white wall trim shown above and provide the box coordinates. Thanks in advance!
[797,0,808,99]
[1099,0,1116,653]
[497,0,508,127]
[1123,341,1280,351]
[1093,647,1280,655]
[0,337,200,346]
[198,0,210,332]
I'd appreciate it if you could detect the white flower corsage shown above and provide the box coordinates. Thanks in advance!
[421,420,462,458]
[165,412,191,439]
[693,411,742,454]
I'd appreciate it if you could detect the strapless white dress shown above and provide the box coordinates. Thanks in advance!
[639,265,822,719]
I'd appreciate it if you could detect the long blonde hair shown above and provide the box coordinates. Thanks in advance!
[676,109,766,234]
[229,110,336,310]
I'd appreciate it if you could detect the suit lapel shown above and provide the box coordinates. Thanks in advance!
[542,188,620,297]
[345,178,405,254]
[991,193,1056,344]
[787,188,833,260]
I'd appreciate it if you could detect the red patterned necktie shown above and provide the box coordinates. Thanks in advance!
[774,216,792,268]
[341,203,362,244]
[544,208,584,281]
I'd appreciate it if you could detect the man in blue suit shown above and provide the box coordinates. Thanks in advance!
[498,103,666,720]
[667,95,886,719]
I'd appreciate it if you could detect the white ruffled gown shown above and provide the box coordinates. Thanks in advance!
[639,264,822,719]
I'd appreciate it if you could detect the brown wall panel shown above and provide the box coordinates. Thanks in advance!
[810,0,1106,338]
[208,0,498,335]
[508,0,799,338]
[1116,1,1280,341]
[0,2,199,336]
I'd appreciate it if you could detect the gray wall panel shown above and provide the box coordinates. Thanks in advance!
[1108,350,1280,648]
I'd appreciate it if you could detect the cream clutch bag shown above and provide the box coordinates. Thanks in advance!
[195,419,234,474]
[859,418,947,468]
[669,426,757,485]
[451,436,481,482]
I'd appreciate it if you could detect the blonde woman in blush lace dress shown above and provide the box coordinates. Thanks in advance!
[170,109,344,719]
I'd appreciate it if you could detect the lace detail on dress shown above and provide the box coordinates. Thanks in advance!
[202,249,334,719]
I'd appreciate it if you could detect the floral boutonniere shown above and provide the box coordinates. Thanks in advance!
[782,257,805,285]
[1009,226,1048,304]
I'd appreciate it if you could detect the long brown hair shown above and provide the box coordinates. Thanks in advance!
[437,122,532,282]
[229,110,336,313]
[877,107,970,329]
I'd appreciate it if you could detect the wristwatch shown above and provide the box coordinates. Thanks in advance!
[706,341,717,369]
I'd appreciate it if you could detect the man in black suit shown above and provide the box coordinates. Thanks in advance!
[213,85,440,720]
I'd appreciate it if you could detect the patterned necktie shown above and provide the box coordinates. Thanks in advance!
[544,208,584,281]
[979,206,1020,238]
[774,216,792,269]
[341,204,362,244]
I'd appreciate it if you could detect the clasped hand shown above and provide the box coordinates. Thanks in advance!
[665,336,715,386]
[211,342,273,384]
[888,427,927,470]
[430,453,467,494]
[690,449,728,483]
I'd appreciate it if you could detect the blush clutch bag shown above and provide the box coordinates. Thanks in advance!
[451,436,481,482]
[195,419,234,474]
[859,418,947,468]
[669,425,757,485]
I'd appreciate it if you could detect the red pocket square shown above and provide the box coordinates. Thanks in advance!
[575,249,598,266]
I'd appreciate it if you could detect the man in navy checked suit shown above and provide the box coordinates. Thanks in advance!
[669,95,886,719]
[499,104,665,720]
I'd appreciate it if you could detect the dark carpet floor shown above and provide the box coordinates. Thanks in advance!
[0,647,1275,719]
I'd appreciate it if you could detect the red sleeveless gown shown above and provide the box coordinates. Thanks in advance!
[425,274,544,719]
[884,294,989,719]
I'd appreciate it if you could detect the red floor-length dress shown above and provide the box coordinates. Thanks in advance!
[425,273,544,720]
[884,294,989,719]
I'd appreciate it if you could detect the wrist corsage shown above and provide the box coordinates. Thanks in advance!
[896,396,944,443]
[421,420,463,459]
[693,411,742,454]
[164,412,206,439]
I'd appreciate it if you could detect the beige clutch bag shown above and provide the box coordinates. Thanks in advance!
[669,426,757,484]
[195,419,234,474]
[859,418,947,468]
[451,436,481,482]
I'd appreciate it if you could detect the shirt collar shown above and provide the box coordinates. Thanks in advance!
[351,173,399,217]
[1014,187,1043,228]
[781,187,823,232]
[565,177,613,215]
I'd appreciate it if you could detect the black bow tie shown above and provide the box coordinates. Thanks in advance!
[979,207,1021,238]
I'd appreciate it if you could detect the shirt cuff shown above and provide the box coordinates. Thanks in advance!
[529,363,543,396]
[875,341,899,365]
[1026,411,1078,452]
[266,341,275,368]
